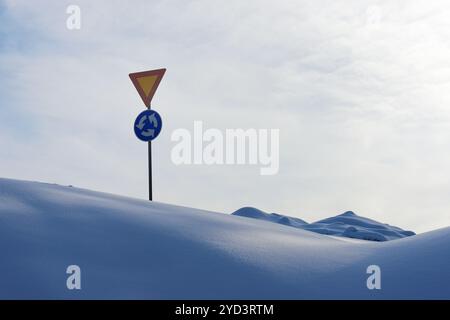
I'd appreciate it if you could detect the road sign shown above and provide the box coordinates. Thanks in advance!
[129,68,166,202]
[129,69,166,107]
[134,109,163,142]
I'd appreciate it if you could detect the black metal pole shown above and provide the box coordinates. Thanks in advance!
[147,102,153,202]
[148,141,152,201]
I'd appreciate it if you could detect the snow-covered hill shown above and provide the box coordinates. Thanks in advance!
[232,207,415,241]
[0,178,449,299]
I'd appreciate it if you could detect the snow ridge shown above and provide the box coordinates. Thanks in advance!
[0,178,448,299]
[232,208,415,241]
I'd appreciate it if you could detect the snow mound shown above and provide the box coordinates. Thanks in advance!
[232,208,415,241]
[233,207,308,228]
[0,178,449,299]
[306,211,416,241]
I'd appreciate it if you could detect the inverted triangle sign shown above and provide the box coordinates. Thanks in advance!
[129,68,166,107]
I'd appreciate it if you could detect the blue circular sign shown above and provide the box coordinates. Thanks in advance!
[134,109,163,142]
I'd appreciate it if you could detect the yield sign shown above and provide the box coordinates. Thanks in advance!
[129,68,166,107]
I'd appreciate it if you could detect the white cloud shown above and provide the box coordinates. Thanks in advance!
[1,0,450,232]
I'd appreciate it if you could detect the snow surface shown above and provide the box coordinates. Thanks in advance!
[0,178,449,299]
[232,207,415,241]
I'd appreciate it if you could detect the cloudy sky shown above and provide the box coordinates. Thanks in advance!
[1,0,450,232]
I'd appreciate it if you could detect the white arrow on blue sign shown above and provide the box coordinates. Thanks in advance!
[134,109,163,142]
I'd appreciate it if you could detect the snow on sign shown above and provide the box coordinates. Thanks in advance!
[129,68,166,107]
[134,109,162,142]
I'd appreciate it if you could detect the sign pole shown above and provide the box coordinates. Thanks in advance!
[147,103,152,201]
[129,68,166,202]
[148,140,152,201]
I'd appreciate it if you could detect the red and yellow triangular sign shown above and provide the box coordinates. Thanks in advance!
[129,68,166,107]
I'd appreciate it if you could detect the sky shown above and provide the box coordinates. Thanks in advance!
[1,0,450,233]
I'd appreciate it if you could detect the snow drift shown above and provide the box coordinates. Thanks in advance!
[232,207,415,241]
[0,178,449,299]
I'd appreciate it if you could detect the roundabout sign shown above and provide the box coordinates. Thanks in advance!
[129,68,166,201]
[134,109,162,142]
